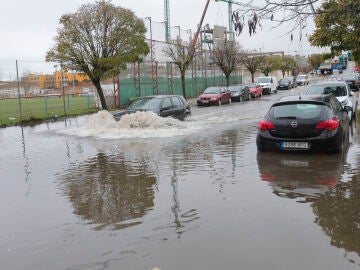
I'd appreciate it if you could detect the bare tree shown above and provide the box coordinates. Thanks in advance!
[212,40,241,86]
[163,38,192,99]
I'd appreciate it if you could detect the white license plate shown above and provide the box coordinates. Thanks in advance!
[201,100,209,103]
[281,141,309,149]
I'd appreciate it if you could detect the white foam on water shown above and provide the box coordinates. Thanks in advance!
[57,110,203,139]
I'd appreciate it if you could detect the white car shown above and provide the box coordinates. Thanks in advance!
[296,74,310,85]
[255,76,278,95]
[304,80,358,122]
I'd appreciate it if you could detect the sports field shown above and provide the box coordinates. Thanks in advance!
[0,95,97,126]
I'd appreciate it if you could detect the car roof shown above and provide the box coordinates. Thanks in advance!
[310,81,347,86]
[274,94,330,105]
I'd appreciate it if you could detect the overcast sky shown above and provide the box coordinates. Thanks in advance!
[0,0,326,79]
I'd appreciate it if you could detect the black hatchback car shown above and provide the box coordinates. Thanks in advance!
[256,94,350,153]
[113,95,191,121]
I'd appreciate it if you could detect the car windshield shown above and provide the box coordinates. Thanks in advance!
[203,87,222,94]
[228,85,245,91]
[342,74,356,80]
[279,79,289,83]
[245,83,257,88]
[128,97,162,110]
[306,85,347,97]
[255,77,270,83]
[271,103,324,119]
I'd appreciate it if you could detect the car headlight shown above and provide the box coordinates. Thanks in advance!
[210,97,217,101]
[341,100,348,106]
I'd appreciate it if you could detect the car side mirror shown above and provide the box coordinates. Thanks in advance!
[343,105,353,112]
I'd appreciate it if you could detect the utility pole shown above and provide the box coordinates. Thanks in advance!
[164,0,170,42]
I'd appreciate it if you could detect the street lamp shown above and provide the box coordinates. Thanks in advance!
[174,25,181,39]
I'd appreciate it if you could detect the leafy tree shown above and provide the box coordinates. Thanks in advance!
[309,0,360,63]
[46,0,149,110]
[307,53,326,69]
[163,38,192,99]
[212,40,241,86]
[239,51,265,82]
[259,56,282,76]
[279,56,296,78]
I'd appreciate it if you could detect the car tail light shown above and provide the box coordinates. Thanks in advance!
[258,120,275,131]
[316,119,339,130]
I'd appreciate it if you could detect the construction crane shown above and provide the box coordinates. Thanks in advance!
[214,0,259,34]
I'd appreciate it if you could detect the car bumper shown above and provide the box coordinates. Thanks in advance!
[197,99,218,106]
[256,130,341,153]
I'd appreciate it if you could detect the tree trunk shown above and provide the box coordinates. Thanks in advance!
[226,74,230,86]
[181,70,187,99]
[251,72,255,83]
[92,79,108,110]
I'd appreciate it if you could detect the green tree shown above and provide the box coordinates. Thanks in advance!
[46,0,149,110]
[239,51,265,82]
[279,56,296,78]
[307,53,326,69]
[309,0,360,63]
[259,56,282,76]
[212,40,241,86]
[163,38,192,99]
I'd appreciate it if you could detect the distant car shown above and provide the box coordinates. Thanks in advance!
[197,86,231,106]
[245,83,262,98]
[296,74,310,85]
[277,78,292,90]
[255,76,278,95]
[256,94,350,153]
[113,95,191,121]
[228,84,251,102]
[341,73,360,91]
[303,80,358,122]
[285,76,297,88]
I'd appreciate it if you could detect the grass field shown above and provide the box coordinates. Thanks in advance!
[0,95,98,126]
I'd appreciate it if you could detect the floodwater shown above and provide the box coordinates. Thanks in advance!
[1,87,360,270]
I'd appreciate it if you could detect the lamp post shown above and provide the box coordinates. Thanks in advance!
[174,25,181,39]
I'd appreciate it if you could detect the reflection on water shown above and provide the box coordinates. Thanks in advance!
[312,173,360,264]
[257,152,345,202]
[58,152,158,230]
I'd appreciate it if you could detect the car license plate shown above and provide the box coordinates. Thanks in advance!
[202,100,209,103]
[281,141,309,149]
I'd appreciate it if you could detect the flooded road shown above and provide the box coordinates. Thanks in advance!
[1,86,360,270]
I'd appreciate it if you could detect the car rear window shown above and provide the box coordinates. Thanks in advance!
[306,85,347,97]
[271,103,324,119]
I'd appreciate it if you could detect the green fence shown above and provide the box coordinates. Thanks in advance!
[117,75,242,106]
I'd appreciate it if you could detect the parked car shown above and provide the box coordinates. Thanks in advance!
[256,94,350,153]
[197,86,231,106]
[303,80,358,122]
[113,95,191,121]
[285,76,297,88]
[255,76,278,95]
[228,84,251,102]
[296,74,310,85]
[341,73,360,91]
[276,78,292,90]
[245,83,262,98]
